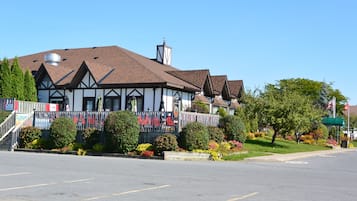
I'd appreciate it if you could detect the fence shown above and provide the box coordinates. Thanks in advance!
[34,111,110,131]
[179,111,220,129]
[0,98,59,113]
[33,111,179,133]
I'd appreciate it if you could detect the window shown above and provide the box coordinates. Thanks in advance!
[126,96,144,112]
[83,97,95,111]
[104,96,121,111]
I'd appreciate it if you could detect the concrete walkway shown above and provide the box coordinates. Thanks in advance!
[245,147,356,162]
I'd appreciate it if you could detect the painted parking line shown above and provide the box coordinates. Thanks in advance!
[0,172,31,177]
[285,161,309,164]
[0,178,93,192]
[83,184,171,201]
[0,182,57,192]
[227,192,259,201]
[64,178,94,184]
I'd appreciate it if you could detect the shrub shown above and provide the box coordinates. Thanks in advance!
[219,115,247,143]
[104,111,140,153]
[141,150,154,157]
[229,140,243,151]
[301,134,314,144]
[19,126,41,148]
[49,117,77,149]
[136,143,153,154]
[179,122,209,151]
[81,128,101,149]
[217,108,227,117]
[207,126,225,143]
[208,140,219,150]
[247,132,255,140]
[0,111,10,123]
[92,143,104,152]
[189,101,209,113]
[153,134,178,155]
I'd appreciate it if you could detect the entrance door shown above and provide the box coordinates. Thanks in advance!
[83,97,95,111]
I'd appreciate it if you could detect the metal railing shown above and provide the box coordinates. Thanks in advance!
[33,111,179,133]
[0,111,16,141]
[8,113,34,151]
[34,111,111,131]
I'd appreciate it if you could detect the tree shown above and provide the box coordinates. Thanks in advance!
[275,78,347,115]
[0,58,12,98]
[260,85,323,144]
[23,69,37,101]
[10,58,24,100]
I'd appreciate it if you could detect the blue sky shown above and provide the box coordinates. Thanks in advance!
[1,0,356,104]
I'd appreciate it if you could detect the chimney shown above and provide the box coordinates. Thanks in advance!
[156,40,172,65]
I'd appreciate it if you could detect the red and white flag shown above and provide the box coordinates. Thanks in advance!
[344,103,349,111]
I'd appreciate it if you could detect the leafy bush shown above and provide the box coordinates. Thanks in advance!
[49,117,77,149]
[208,140,219,150]
[141,150,154,157]
[188,101,209,113]
[179,122,209,151]
[0,111,10,123]
[136,143,153,154]
[153,134,178,155]
[92,143,104,152]
[104,111,140,153]
[217,108,227,117]
[300,134,314,144]
[81,128,101,149]
[219,115,247,143]
[19,126,41,148]
[207,126,225,143]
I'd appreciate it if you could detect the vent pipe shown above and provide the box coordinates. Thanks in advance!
[44,53,61,66]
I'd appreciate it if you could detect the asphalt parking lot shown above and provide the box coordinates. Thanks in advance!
[1,150,357,201]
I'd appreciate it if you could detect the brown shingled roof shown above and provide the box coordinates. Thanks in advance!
[228,80,244,99]
[211,75,231,99]
[167,69,214,96]
[16,46,199,91]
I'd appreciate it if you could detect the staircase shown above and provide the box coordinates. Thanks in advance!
[0,111,16,151]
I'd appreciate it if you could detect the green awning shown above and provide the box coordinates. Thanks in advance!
[322,117,345,126]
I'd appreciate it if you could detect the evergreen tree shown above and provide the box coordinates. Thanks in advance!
[23,69,37,101]
[10,58,24,100]
[0,58,13,98]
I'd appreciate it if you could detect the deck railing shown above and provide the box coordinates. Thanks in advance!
[179,111,220,129]
[33,111,219,132]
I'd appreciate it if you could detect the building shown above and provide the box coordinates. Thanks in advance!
[15,42,244,114]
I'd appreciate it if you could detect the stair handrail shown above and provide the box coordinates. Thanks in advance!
[9,112,34,151]
[0,111,16,142]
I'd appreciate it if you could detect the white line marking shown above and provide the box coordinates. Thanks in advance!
[285,161,309,164]
[64,178,94,184]
[83,184,171,201]
[319,154,336,158]
[0,182,56,192]
[227,192,259,201]
[0,177,93,192]
[0,172,31,177]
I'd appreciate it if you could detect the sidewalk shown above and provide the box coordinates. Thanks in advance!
[245,147,356,162]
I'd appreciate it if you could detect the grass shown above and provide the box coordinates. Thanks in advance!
[223,136,331,161]
[351,140,357,147]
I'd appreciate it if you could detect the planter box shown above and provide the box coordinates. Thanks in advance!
[163,151,210,161]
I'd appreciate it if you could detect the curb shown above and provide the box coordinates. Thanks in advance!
[245,148,356,162]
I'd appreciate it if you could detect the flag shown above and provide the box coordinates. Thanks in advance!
[344,103,349,111]
[327,97,336,118]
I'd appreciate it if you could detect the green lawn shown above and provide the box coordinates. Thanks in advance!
[223,136,331,161]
